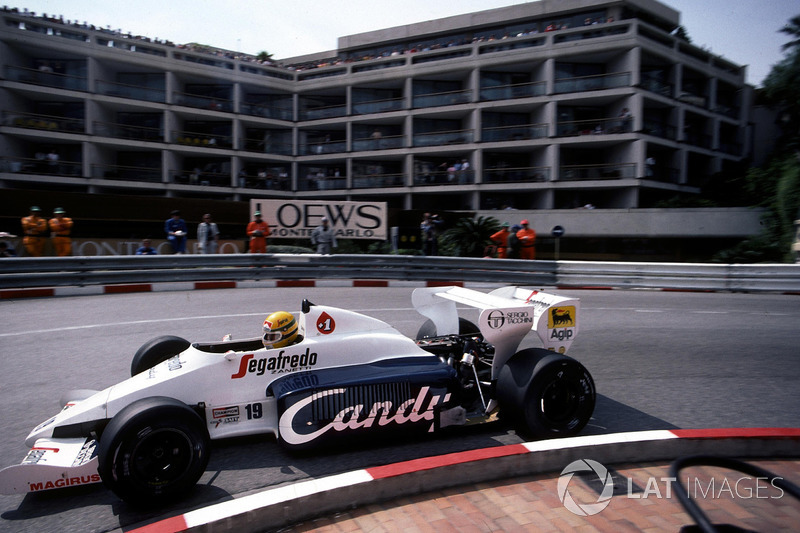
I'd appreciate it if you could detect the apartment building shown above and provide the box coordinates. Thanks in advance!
[1,0,752,217]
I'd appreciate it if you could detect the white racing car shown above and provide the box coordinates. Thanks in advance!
[0,286,595,505]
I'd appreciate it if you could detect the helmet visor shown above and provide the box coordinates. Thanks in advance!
[262,331,283,344]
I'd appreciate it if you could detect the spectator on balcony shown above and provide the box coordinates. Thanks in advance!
[618,108,632,132]
[645,156,656,177]
[46,149,59,173]
[49,207,73,256]
[0,241,17,257]
[165,210,188,254]
[516,219,536,260]
[21,206,47,257]
[247,210,270,253]
[197,213,219,254]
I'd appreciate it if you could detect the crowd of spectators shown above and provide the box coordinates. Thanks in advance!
[3,6,616,74]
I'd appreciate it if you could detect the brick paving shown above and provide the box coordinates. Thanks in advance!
[281,460,800,532]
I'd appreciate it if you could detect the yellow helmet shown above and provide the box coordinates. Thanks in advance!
[262,311,299,348]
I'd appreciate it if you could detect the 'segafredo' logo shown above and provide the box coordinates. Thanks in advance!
[231,349,318,378]
[279,386,450,445]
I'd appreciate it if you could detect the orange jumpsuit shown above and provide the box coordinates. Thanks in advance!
[490,228,510,258]
[49,216,74,256]
[247,219,271,253]
[516,227,537,260]
[21,214,48,256]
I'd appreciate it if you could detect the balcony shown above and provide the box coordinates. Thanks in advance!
[172,169,231,187]
[481,123,548,142]
[1,156,82,176]
[95,80,166,103]
[298,104,347,121]
[173,131,232,149]
[413,129,473,147]
[5,65,87,91]
[242,137,293,155]
[302,139,347,155]
[352,173,405,189]
[92,163,161,183]
[479,81,546,101]
[555,117,632,137]
[414,169,474,185]
[352,135,404,151]
[553,72,631,95]
[483,166,550,184]
[4,110,85,133]
[412,89,471,109]
[173,92,233,112]
[352,97,405,115]
[94,121,162,142]
[298,176,347,191]
[240,102,293,121]
[642,120,677,141]
[560,163,636,181]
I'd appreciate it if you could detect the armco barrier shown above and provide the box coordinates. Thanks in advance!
[1,254,799,293]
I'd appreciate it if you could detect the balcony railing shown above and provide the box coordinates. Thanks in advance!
[352,173,405,189]
[302,139,347,155]
[414,169,474,185]
[298,104,347,121]
[352,97,405,115]
[1,156,82,176]
[240,102,293,121]
[239,173,291,190]
[173,92,233,112]
[481,123,548,142]
[640,77,673,98]
[555,117,633,136]
[5,65,87,91]
[553,71,631,94]
[642,120,677,140]
[173,131,232,149]
[298,176,347,191]
[479,81,546,101]
[95,79,166,103]
[4,110,85,133]
[483,166,550,184]
[242,137,294,155]
[352,135,405,151]
[412,129,473,147]
[92,163,161,182]
[560,163,636,181]
[412,89,471,109]
[172,169,231,187]
[94,121,162,142]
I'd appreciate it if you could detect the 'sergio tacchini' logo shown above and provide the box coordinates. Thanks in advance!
[487,310,505,329]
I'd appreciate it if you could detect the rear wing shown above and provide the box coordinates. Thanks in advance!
[412,286,579,378]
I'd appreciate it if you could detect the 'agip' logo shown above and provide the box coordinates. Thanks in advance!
[548,306,576,328]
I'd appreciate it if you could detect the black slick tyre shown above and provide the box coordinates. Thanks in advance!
[131,335,190,376]
[97,396,210,506]
[496,348,595,439]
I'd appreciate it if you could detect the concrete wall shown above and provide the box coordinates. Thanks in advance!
[476,208,765,238]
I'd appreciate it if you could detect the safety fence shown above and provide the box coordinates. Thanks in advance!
[1,254,799,293]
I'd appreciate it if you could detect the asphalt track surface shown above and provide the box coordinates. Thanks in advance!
[0,286,798,532]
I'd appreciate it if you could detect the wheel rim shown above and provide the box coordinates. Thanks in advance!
[129,428,195,488]
[539,377,579,427]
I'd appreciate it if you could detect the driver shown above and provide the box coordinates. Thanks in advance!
[262,311,301,348]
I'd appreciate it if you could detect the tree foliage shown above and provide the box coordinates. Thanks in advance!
[439,216,501,257]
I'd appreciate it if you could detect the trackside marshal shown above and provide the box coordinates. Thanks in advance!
[250,199,387,240]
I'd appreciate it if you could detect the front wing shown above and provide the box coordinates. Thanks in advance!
[0,438,100,495]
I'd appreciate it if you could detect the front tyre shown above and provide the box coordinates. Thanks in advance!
[97,397,210,506]
[131,335,190,376]
[496,349,595,439]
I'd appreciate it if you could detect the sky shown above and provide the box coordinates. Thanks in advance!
[8,0,798,87]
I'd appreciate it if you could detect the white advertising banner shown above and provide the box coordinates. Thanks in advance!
[250,199,387,240]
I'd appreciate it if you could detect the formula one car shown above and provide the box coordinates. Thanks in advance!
[0,286,595,505]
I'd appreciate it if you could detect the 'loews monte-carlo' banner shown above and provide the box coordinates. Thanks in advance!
[250,199,388,240]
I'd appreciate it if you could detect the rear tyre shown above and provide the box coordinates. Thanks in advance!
[496,348,595,439]
[416,317,480,340]
[131,335,190,376]
[97,396,209,506]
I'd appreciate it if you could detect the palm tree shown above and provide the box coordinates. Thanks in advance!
[779,14,800,52]
[439,216,501,257]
